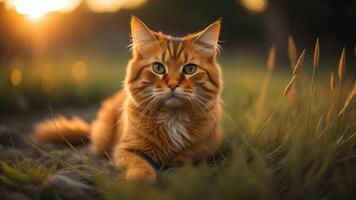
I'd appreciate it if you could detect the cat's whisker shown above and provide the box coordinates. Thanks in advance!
[136,96,158,128]
[190,95,218,122]
[135,93,155,105]
[189,96,213,121]
[135,96,155,108]
[146,97,162,123]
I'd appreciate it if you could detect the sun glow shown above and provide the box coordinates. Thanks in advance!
[240,0,268,13]
[86,0,147,13]
[6,0,81,20]
[10,69,23,86]
[5,0,147,19]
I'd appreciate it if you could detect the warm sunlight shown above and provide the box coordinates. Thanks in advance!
[240,0,268,13]
[10,69,22,86]
[6,0,80,20]
[86,0,147,13]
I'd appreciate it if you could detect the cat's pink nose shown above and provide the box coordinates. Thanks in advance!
[168,83,178,91]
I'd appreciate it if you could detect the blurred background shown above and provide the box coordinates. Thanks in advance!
[0,0,355,114]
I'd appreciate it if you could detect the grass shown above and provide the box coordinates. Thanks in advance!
[0,45,355,199]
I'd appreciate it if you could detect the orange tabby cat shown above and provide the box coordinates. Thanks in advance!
[33,16,223,183]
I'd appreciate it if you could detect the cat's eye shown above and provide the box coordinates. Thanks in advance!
[152,62,166,74]
[182,64,197,75]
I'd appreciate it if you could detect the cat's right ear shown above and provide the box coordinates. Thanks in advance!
[130,16,160,56]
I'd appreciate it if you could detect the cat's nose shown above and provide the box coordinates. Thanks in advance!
[168,82,179,91]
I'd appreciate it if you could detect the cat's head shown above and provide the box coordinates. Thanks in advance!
[125,16,222,110]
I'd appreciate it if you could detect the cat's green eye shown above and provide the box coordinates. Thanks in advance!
[152,62,166,75]
[182,64,197,75]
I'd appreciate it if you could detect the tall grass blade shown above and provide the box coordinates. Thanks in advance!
[306,39,320,132]
[252,46,276,134]
[256,50,305,136]
[288,35,298,68]
[284,75,297,96]
[338,82,356,117]
[292,49,306,77]
[338,47,346,80]
[313,38,320,68]
[330,72,335,94]
[267,46,276,71]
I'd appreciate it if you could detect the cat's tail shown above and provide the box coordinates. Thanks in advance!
[32,116,91,144]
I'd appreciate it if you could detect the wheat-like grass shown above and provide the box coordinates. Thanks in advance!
[284,75,297,96]
[288,35,298,68]
[337,48,346,112]
[286,36,302,111]
[252,46,276,134]
[326,72,336,126]
[330,72,335,94]
[256,50,305,136]
[338,47,346,80]
[306,38,320,132]
[335,48,347,133]
[313,38,320,68]
[292,49,306,77]
[338,82,356,117]
[354,42,356,69]
[267,46,276,71]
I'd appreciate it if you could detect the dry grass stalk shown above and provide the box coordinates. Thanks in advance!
[354,43,356,69]
[326,72,336,126]
[288,35,298,68]
[286,36,301,112]
[267,46,276,71]
[252,46,276,134]
[255,50,305,136]
[292,49,306,77]
[338,83,356,117]
[313,38,320,68]
[284,75,297,96]
[306,39,320,131]
[285,50,305,96]
[330,72,335,94]
[338,47,346,80]
[337,48,346,111]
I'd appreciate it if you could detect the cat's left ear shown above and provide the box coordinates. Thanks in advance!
[194,19,221,55]
[130,16,160,56]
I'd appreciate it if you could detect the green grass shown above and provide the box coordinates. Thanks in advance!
[0,54,355,199]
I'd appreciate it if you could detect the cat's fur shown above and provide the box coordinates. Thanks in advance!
[33,16,223,183]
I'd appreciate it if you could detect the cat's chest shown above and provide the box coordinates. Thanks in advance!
[157,111,191,150]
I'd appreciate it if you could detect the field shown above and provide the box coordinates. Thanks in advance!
[0,45,356,200]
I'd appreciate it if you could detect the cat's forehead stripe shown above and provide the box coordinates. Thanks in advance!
[162,37,184,60]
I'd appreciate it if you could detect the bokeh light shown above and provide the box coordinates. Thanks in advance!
[10,69,23,86]
[41,75,56,93]
[85,0,147,13]
[240,0,268,13]
[72,61,88,82]
[4,0,147,20]
[5,0,81,20]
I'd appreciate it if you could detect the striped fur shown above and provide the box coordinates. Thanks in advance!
[32,16,223,183]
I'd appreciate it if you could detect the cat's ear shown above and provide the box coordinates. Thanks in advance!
[194,19,221,55]
[130,16,160,56]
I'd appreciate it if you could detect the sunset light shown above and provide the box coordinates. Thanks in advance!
[10,69,22,86]
[240,0,268,13]
[6,0,81,20]
[1,1,355,199]
[86,0,147,13]
[5,0,148,19]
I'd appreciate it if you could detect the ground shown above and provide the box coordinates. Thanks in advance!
[0,57,355,200]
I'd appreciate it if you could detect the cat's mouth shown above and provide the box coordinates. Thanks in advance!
[163,92,185,108]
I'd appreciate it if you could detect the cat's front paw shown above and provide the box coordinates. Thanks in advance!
[125,167,157,183]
